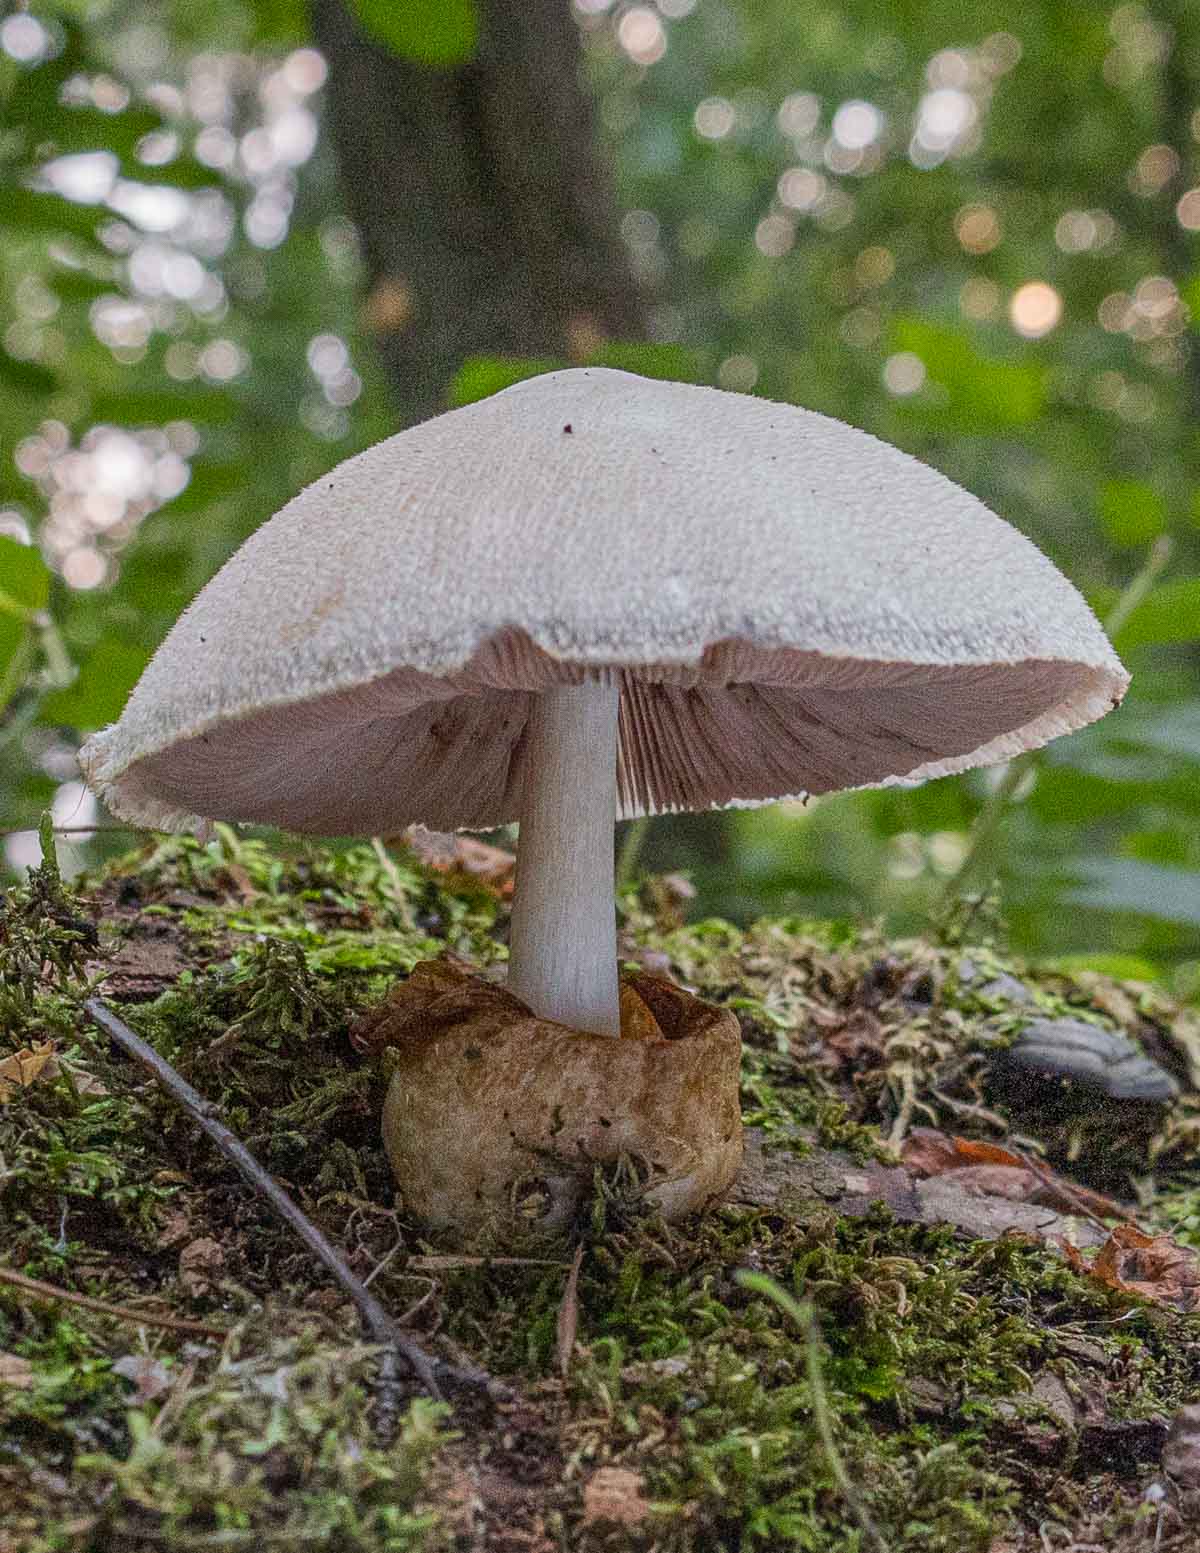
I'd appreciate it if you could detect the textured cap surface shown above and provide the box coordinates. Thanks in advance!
[80,368,1128,832]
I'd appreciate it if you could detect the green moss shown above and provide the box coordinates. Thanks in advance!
[67,1329,450,1552]
[2,831,1199,1551]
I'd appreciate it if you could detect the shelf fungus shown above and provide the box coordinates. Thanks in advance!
[80,368,1129,1234]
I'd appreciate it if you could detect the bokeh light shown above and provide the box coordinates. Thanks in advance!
[1009,281,1063,338]
[882,352,925,395]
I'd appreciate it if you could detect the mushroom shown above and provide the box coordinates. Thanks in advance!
[80,368,1129,1229]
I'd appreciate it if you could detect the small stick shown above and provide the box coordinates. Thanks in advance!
[408,1255,568,1272]
[1006,1141,1137,1231]
[0,1266,227,1339]
[556,1241,585,1379]
[85,997,499,1416]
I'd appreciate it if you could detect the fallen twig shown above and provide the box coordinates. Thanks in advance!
[85,996,505,1426]
[408,1255,568,1272]
[0,1266,227,1339]
[556,1242,585,1379]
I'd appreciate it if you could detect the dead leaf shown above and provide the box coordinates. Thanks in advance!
[362,275,412,336]
[735,1129,1109,1250]
[901,1129,1127,1221]
[822,1010,887,1069]
[178,1237,225,1297]
[64,1065,109,1099]
[582,1466,651,1529]
[0,1353,33,1389]
[155,1207,192,1250]
[1084,1225,1200,1312]
[902,1128,1029,1175]
[402,827,515,897]
[112,1354,172,1402]
[0,1041,59,1101]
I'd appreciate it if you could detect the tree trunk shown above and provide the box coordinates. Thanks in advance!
[309,0,646,427]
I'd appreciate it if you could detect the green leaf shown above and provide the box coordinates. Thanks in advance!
[1098,480,1167,548]
[0,536,52,614]
[1066,857,1200,928]
[0,541,46,714]
[1120,700,1200,762]
[0,349,57,398]
[1041,952,1162,981]
[448,355,561,408]
[585,342,703,382]
[350,0,478,67]
[40,639,149,729]
[48,265,119,303]
[890,318,1046,429]
[30,105,163,160]
[88,384,238,427]
[1111,579,1200,650]
[0,618,34,715]
[248,0,310,45]
[2,185,106,242]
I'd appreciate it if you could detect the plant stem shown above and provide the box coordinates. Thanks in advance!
[615,815,651,891]
[508,680,621,1037]
[737,1272,888,1553]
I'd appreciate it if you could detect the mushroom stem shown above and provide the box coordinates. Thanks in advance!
[508,679,621,1038]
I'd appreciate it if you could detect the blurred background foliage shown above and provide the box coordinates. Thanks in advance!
[2,0,1200,993]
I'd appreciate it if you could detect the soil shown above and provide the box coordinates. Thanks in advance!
[2,824,1200,1552]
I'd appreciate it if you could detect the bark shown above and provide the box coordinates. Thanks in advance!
[310,0,646,427]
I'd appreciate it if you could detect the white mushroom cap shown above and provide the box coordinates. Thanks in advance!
[80,367,1128,834]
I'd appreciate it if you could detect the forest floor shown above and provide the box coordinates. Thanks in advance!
[2,826,1200,1552]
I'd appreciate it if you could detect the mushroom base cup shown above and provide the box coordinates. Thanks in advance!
[369,960,743,1236]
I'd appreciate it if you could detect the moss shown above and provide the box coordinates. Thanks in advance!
[2,830,1199,1550]
[61,1327,449,1552]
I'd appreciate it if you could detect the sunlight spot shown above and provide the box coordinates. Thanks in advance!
[1010,281,1062,338]
[717,355,758,392]
[618,8,666,65]
[954,203,1000,253]
[831,99,883,150]
[777,167,826,211]
[694,97,735,140]
[882,352,925,395]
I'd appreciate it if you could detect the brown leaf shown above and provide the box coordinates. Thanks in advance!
[901,1128,1127,1221]
[902,1128,1027,1176]
[822,1011,887,1068]
[178,1237,225,1297]
[0,1041,59,1101]
[0,1353,34,1389]
[155,1207,192,1250]
[736,1129,1110,1250]
[581,1466,651,1529]
[402,826,515,897]
[943,1163,1044,1200]
[1088,1225,1200,1312]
